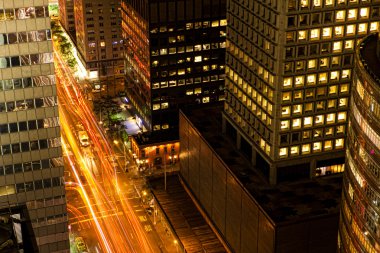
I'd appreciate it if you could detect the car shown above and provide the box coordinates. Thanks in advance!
[75,237,87,252]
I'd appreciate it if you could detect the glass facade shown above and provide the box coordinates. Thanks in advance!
[0,0,69,252]
[121,0,226,132]
[338,33,380,253]
[224,0,380,183]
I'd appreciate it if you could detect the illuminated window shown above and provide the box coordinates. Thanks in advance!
[302,144,311,154]
[160,81,168,88]
[304,117,312,127]
[342,69,351,79]
[283,77,292,88]
[329,85,337,95]
[318,73,327,84]
[89,42,96,47]
[370,22,379,32]
[332,56,340,66]
[360,8,369,18]
[307,74,316,85]
[194,56,202,62]
[340,83,349,93]
[178,69,185,75]
[358,23,367,34]
[333,41,342,52]
[220,19,227,26]
[169,80,176,87]
[335,26,344,36]
[290,146,299,156]
[308,59,316,69]
[337,125,345,134]
[325,127,334,136]
[292,118,301,129]
[294,90,303,100]
[295,76,304,86]
[279,148,288,157]
[298,31,307,40]
[100,41,105,47]
[347,9,357,20]
[293,104,302,115]
[338,112,346,122]
[160,48,167,55]
[325,0,333,6]
[303,131,311,139]
[282,92,291,101]
[162,124,169,129]
[301,0,309,7]
[326,113,335,124]
[328,99,336,108]
[346,25,355,35]
[320,58,328,68]
[314,129,322,137]
[202,97,210,103]
[281,120,289,130]
[313,0,321,6]
[194,88,202,94]
[306,90,314,99]
[194,45,201,51]
[339,98,348,107]
[313,142,322,152]
[316,101,325,110]
[186,90,193,95]
[211,20,219,27]
[152,82,159,89]
[310,29,320,40]
[324,140,333,151]
[282,106,291,117]
[345,40,353,50]
[153,104,160,110]
[169,48,176,54]
[330,71,339,81]
[335,138,344,149]
[336,10,345,21]
[315,115,324,125]
[322,27,332,38]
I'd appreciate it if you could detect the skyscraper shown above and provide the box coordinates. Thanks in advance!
[58,0,75,39]
[72,0,124,92]
[338,32,380,252]
[224,0,380,184]
[121,0,226,133]
[0,1,69,252]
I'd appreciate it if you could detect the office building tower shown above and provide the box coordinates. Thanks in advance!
[0,1,69,252]
[338,32,380,252]
[58,0,75,39]
[121,0,226,133]
[73,0,124,92]
[224,0,380,184]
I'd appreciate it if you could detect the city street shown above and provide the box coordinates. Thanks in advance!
[53,36,178,252]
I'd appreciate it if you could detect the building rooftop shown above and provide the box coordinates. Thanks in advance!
[132,129,179,147]
[181,103,343,224]
[149,174,228,253]
[359,33,380,82]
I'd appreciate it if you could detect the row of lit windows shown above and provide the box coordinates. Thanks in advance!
[355,79,380,122]
[0,75,55,91]
[285,55,352,73]
[281,112,347,130]
[281,99,348,117]
[287,23,377,42]
[282,88,349,103]
[0,97,57,113]
[281,126,346,145]
[289,0,374,10]
[0,6,49,20]
[0,30,51,45]
[288,8,372,27]
[283,70,351,88]
[0,117,59,134]
[0,53,53,69]
[153,124,170,131]
[149,19,228,34]
[152,74,224,89]
[154,64,223,76]
[226,41,275,89]
[279,138,344,157]
[151,42,226,56]
[1,137,60,156]
[351,102,380,150]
